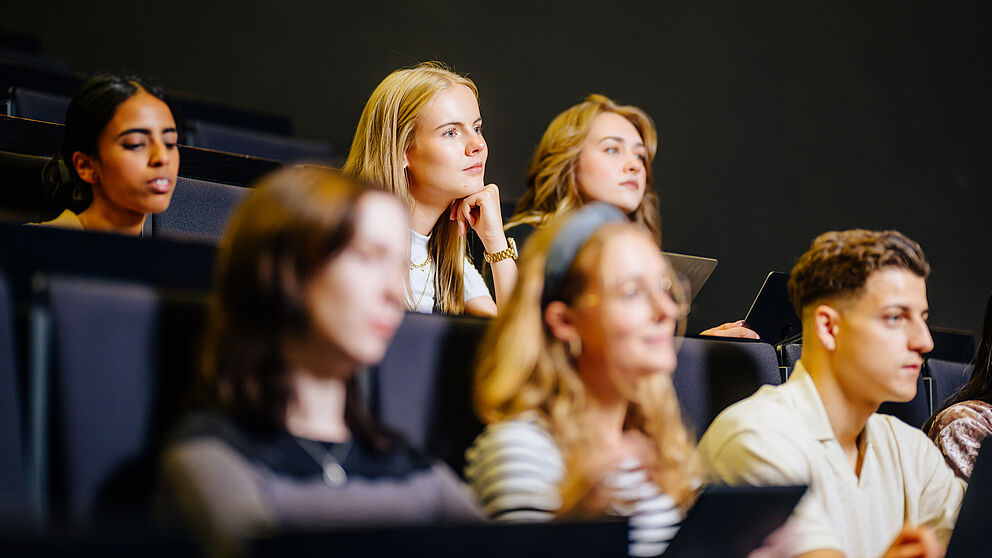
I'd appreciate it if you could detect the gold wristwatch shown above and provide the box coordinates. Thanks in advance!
[484,237,518,263]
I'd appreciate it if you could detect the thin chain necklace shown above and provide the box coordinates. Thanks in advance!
[294,437,351,487]
[412,260,433,310]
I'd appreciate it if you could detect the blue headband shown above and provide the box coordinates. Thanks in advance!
[541,202,629,307]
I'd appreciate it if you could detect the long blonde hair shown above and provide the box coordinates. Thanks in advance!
[507,94,661,242]
[475,216,699,510]
[343,61,479,314]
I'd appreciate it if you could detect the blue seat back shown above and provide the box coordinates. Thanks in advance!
[370,312,488,474]
[151,176,250,243]
[0,272,28,518]
[672,338,781,438]
[189,120,333,164]
[38,277,206,524]
[7,88,70,124]
[877,373,933,428]
[927,358,974,411]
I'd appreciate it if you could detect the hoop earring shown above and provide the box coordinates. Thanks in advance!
[568,336,582,359]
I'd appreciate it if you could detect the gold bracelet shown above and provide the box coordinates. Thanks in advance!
[484,237,518,263]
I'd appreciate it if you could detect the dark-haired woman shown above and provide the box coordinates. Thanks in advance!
[160,168,482,557]
[927,292,992,479]
[37,74,177,235]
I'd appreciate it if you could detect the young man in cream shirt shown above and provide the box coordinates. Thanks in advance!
[698,230,965,558]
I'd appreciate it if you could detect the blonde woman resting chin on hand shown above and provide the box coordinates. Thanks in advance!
[344,62,517,317]
[465,202,701,557]
[506,94,756,338]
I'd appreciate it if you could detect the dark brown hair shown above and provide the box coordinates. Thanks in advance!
[203,166,395,448]
[788,229,930,316]
[44,73,171,213]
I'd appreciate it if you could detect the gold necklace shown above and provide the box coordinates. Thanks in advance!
[410,254,431,270]
[412,260,433,310]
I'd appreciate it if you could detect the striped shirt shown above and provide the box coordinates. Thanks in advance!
[465,415,681,557]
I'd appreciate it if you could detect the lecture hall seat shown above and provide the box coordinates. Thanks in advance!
[370,312,489,475]
[671,337,782,438]
[32,276,206,524]
[0,272,29,520]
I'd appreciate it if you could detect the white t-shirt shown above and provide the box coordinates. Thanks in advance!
[697,362,966,557]
[409,230,491,313]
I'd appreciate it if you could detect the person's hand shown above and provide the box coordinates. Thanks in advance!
[881,524,944,558]
[558,432,654,518]
[449,183,506,252]
[700,320,760,340]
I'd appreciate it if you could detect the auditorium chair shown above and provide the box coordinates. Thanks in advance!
[150,176,250,242]
[188,120,334,164]
[671,337,781,438]
[928,327,976,363]
[926,358,974,412]
[0,149,53,222]
[877,373,933,429]
[3,87,69,124]
[0,272,30,521]
[777,342,802,381]
[30,276,207,525]
[777,342,935,428]
[0,223,217,310]
[369,312,489,475]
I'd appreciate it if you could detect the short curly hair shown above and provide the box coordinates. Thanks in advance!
[788,229,930,316]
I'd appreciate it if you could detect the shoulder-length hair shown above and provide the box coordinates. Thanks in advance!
[343,61,479,314]
[203,166,394,448]
[506,94,661,242]
[474,216,698,510]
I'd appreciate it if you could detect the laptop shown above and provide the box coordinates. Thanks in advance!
[742,271,802,344]
[662,484,806,557]
[663,252,718,303]
[946,439,992,557]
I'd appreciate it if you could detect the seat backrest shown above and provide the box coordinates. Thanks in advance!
[927,358,975,411]
[0,114,280,188]
[150,176,250,242]
[0,223,216,312]
[928,327,977,364]
[37,277,207,524]
[8,88,70,124]
[0,272,28,518]
[775,341,935,429]
[370,312,489,474]
[877,374,933,429]
[189,120,333,164]
[0,149,53,221]
[672,337,781,438]
[778,342,803,380]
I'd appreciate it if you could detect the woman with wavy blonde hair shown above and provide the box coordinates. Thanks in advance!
[505,94,660,245]
[465,202,699,557]
[343,62,517,316]
[507,94,757,339]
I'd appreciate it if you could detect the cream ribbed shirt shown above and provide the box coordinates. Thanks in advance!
[698,362,965,558]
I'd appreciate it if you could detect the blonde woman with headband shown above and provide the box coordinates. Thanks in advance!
[465,202,699,557]
[344,62,517,316]
[506,95,756,339]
